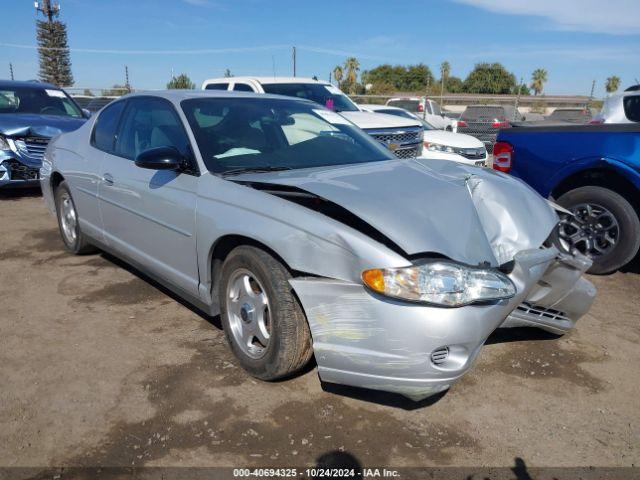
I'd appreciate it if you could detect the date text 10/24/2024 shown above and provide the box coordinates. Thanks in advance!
[233,468,400,478]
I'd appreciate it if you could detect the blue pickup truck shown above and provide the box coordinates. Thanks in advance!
[494,123,640,274]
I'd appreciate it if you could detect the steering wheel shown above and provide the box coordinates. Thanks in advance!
[41,106,65,115]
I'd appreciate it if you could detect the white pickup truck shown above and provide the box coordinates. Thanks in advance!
[386,97,457,131]
[202,77,424,159]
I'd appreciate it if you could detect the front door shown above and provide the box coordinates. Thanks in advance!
[97,96,200,296]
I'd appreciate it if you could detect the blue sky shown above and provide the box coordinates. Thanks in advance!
[2,0,639,96]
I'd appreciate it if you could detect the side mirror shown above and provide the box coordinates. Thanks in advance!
[135,146,183,170]
[82,108,92,118]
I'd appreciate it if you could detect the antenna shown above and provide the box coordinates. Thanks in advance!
[35,0,61,22]
[292,46,296,77]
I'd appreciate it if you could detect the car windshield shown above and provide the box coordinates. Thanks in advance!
[181,97,395,175]
[260,83,359,112]
[461,106,505,122]
[0,86,83,118]
[386,99,420,112]
[374,108,435,130]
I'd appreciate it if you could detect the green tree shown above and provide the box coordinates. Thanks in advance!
[605,75,621,93]
[363,64,434,92]
[333,65,343,85]
[167,73,195,90]
[530,68,548,96]
[344,57,360,94]
[36,4,74,86]
[445,76,464,93]
[224,68,233,78]
[463,63,516,94]
[82,89,94,97]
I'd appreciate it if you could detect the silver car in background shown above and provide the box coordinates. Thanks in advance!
[40,91,595,401]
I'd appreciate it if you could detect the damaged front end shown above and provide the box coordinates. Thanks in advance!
[231,159,596,400]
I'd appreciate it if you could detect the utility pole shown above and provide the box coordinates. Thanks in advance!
[35,0,60,22]
[125,65,131,93]
[586,79,595,110]
[9,63,14,80]
[514,76,523,121]
[423,76,430,120]
[292,46,296,77]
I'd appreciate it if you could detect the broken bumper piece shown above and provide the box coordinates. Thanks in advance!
[290,247,596,401]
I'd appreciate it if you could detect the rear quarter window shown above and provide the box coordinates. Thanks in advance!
[205,83,229,90]
[623,96,640,122]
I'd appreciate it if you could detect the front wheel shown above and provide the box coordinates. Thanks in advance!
[54,181,96,255]
[219,246,313,380]
[557,186,640,274]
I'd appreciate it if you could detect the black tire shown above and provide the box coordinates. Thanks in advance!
[54,181,96,255]
[557,186,640,274]
[219,246,313,380]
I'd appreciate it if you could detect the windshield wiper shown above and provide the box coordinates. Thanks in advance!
[220,166,292,177]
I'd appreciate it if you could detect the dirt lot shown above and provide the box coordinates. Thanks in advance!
[1,190,639,472]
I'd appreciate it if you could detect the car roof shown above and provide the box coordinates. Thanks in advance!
[119,89,319,104]
[203,76,329,85]
[0,79,61,89]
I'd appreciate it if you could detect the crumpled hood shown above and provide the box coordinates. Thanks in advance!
[235,159,559,266]
[340,111,422,130]
[0,114,86,138]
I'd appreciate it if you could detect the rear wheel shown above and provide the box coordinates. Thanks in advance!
[557,186,640,274]
[54,181,96,255]
[219,246,313,380]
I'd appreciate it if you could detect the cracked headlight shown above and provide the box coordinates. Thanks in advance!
[362,261,516,307]
[424,142,456,154]
[0,135,9,150]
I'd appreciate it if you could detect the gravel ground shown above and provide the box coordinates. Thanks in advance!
[1,190,639,473]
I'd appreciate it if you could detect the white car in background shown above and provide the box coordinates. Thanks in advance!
[592,88,640,124]
[202,77,424,159]
[359,104,488,167]
[386,97,457,131]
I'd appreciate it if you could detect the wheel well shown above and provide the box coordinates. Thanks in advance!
[50,172,65,192]
[551,168,640,211]
[208,235,296,302]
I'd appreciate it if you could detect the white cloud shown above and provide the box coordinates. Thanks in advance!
[453,0,640,34]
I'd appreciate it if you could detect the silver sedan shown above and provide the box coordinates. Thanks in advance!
[40,91,596,401]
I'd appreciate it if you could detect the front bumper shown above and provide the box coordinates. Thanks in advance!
[290,247,595,401]
[0,151,41,189]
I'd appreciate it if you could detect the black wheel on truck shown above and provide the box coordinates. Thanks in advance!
[557,186,640,274]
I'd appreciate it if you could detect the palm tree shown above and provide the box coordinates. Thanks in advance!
[440,61,451,101]
[344,57,360,94]
[332,65,343,86]
[605,75,621,94]
[531,68,548,96]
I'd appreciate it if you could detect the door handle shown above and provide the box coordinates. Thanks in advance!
[102,173,114,186]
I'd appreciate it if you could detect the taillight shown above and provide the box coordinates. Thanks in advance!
[589,119,604,124]
[493,141,513,173]
[457,120,467,128]
[492,120,509,128]
[418,104,424,112]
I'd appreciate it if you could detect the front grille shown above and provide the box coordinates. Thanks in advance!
[431,347,449,365]
[369,130,421,144]
[395,146,421,159]
[3,160,40,181]
[15,137,49,160]
[516,302,568,322]
[366,127,423,159]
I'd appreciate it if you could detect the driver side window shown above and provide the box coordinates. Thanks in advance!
[114,97,191,161]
